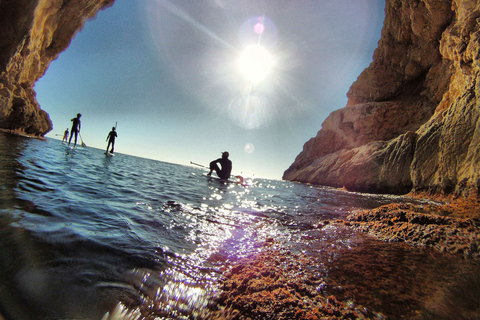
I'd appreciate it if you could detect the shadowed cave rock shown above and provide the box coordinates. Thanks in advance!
[0,0,115,136]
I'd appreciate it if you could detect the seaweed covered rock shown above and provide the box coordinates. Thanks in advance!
[206,247,384,320]
[346,201,480,258]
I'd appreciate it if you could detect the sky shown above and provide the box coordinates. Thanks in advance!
[36,0,385,179]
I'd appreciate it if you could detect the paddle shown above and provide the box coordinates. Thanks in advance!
[190,161,208,169]
[79,133,86,147]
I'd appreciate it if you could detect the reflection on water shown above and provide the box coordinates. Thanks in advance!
[0,131,478,319]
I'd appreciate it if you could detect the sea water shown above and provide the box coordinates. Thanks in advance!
[0,131,478,320]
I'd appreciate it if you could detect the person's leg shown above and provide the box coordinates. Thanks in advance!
[110,140,115,153]
[106,141,111,152]
[208,162,221,177]
[68,131,73,146]
[73,131,78,147]
[219,172,230,180]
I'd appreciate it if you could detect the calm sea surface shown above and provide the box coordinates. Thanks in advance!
[0,131,478,320]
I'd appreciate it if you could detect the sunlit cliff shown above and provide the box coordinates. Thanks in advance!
[284,0,480,197]
[0,0,114,136]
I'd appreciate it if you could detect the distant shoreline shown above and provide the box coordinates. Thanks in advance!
[0,128,46,140]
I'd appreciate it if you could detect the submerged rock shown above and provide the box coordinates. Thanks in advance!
[284,0,480,197]
[204,246,384,320]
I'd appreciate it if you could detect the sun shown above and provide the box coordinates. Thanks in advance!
[237,44,273,83]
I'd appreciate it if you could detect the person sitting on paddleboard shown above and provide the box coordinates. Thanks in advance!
[106,127,117,154]
[207,151,232,180]
[68,113,81,147]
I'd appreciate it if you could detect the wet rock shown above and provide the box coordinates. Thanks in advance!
[205,247,384,320]
[346,199,480,258]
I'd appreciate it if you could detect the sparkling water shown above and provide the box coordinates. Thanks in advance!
[0,131,477,319]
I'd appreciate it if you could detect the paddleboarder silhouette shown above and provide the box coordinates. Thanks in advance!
[207,151,232,180]
[68,113,81,147]
[106,127,117,154]
[62,128,69,143]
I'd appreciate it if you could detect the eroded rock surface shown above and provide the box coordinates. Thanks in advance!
[0,0,115,136]
[284,0,480,197]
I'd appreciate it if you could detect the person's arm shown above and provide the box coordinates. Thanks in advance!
[209,158,220,167]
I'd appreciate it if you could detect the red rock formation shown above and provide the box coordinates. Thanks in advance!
[0,0,115,136]
[284,0,480,197]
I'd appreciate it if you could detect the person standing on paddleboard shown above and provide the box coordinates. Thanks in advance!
[68,113,81,147]
[207,151,232,180]
[106,127,117,154]
[62,128,69,143]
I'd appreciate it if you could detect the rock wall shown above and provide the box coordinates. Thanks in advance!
[284,0,480,197]
[0,0,115,136]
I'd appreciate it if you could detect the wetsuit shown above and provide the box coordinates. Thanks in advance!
[62,129,69,142]
[106,130,117,153]
[209,157,232,180]
[68,117,81,147]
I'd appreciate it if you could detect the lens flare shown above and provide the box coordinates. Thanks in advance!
[254,22,265,35]
[239,15,278,47]
[244,143,255,153]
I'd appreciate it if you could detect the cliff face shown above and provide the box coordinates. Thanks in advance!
[284,0,480,197]
[0,0,115,136]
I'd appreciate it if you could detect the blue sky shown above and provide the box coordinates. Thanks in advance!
[36,0,385,179]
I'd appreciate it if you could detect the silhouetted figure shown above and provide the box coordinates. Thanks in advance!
[62,128,69,143]
[106,127,117,154]
[68,113,82,147]
[207,151,232,180]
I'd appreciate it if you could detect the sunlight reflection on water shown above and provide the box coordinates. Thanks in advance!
[2,134,478,319]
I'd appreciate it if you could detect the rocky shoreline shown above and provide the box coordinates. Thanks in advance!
[345,196,480,258]
[205,244,384,320]
[203,195,480,320]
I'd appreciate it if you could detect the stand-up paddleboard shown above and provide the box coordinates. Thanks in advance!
[191,161,249,186]
[206,174,248,186]
[206,174,229,183]
[105,152,115,157]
